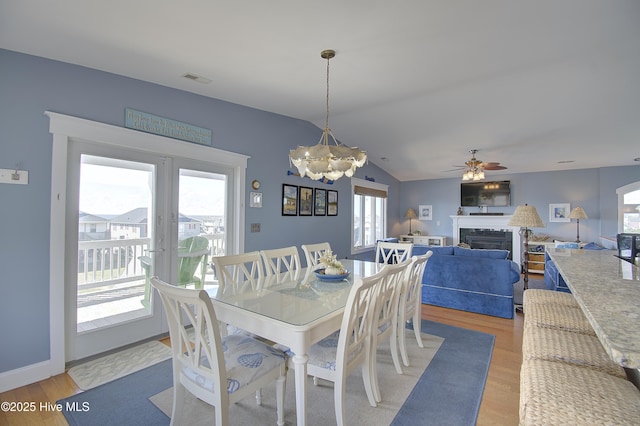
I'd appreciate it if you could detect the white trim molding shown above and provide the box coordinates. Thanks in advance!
[43,111,249,385]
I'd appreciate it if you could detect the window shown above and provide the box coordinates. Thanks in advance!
[352,177,388,253]
[617,182,640,233]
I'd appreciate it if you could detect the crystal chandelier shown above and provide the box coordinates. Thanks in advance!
[289,50,367,181]
[462,149,485,181]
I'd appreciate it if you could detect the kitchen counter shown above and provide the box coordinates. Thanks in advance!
[547,248,640,368]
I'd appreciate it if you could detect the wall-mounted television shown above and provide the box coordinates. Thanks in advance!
[461,181,511,207]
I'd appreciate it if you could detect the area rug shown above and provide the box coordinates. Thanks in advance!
[67,340,172,390]
[60,321,494,425]
[150,332,443,425]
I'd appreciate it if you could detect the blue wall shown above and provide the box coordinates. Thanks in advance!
[397,167,639,244]
[0,49,400,373]
[0,48,637,374]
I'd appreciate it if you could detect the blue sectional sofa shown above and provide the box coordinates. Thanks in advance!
[412,245,520,319]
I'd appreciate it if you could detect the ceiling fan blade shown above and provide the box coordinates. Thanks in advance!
[442,167,465,172]
[482,163,508,170]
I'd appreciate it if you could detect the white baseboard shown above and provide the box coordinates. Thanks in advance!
[0,361,52,393]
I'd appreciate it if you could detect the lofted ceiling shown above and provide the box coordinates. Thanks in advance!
[1,0,639,181]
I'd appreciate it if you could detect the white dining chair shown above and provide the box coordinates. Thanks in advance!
[211,251,264,292]
[369,259,409,402]
[301,242,332,268]
[150,277,287,426]
[396,252,433,367]
[299,267,387,425]
[211,252,265,337]
[376,241,413,264]
[260,246,302,276]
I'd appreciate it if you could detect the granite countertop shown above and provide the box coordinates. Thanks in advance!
[547,248,640,368]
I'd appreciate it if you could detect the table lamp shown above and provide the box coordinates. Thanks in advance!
[508,204,545,290]
[404,208,418,235]
[569,206,588,243]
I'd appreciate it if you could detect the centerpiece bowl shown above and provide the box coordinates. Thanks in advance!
[314,268,350,282]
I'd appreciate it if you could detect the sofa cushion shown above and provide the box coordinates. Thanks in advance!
[453,246,509,259]
[413,245,454,256]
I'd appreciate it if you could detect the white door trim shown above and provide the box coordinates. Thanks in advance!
[46,111,248,376]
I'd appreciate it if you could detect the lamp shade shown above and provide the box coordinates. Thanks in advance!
[569,206,588,220]
[404,208,418,219]
[508,204,545,228]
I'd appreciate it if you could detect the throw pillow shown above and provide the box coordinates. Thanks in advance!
[453,246,509,259]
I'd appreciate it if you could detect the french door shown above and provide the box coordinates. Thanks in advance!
[63,141,236,362]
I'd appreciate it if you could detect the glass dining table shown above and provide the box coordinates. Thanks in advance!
[205,258,383,426]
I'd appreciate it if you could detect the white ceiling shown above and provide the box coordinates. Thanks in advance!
[2,0,639,181]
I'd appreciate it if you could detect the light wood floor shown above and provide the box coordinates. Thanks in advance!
[0,305,523,425]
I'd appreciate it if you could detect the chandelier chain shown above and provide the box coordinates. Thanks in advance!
[325,52,330,132]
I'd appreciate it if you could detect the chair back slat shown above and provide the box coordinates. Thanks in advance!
[212,251,263,291]
[301,242,332,268]
[150,277,227,404]
[373,260,409,334]
[260,246,301,275]
[376,241,413,264]
[336,268,388,374]
[403,251,433,314]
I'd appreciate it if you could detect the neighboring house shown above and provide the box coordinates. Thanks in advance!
[109,207,149,240]
[78,211,110,241]
[109,207,203,240]
[178,213,204,239]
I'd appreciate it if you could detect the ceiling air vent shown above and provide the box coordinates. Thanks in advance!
[181,73,211,84]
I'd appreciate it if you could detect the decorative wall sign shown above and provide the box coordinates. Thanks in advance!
[299,186,313,216]
[125,108,212,146]
[282,184,298,216]
[314,188,327,216]
[327,190,338,216]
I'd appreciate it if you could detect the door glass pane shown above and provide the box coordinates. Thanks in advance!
[77,155,154,332]
[177,168,226,289]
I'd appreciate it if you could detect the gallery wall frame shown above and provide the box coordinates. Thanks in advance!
[299,186,313,216]
[314,188,327,216]
[327,190,338,216]
[549,203,570,222]
[282,184,298,216]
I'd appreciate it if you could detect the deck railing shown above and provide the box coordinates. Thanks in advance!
[78,233,225,290]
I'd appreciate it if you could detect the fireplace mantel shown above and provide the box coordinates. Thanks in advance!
[451,215,522,263]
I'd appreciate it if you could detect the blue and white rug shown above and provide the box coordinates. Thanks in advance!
[60,321,494,425]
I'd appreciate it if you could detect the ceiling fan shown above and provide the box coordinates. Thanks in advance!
[445,149,508,171]
[444,149,507,180]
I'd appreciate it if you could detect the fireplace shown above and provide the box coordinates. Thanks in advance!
[460,228,513,259]
[451,215,522,263]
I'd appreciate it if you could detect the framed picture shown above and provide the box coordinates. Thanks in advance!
[419,204,433,220]
[314,188,326,216]
[327,190,338,216]
[549,203,570,222]
[298,186,313,216]
[282,184,298,216]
